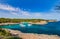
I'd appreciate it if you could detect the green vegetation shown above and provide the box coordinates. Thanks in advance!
[0,28,22,39]
[0,29,10,36]
[0,18,49,23]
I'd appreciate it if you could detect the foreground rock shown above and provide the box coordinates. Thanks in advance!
[8,29,60,39]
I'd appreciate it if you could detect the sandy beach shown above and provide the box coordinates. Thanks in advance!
[7,29,60,39]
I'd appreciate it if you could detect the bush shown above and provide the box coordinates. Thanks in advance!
[0,29,11,36]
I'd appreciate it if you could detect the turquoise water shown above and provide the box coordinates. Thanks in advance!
[0,22,60,36]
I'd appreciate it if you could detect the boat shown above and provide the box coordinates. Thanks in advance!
[19,24,26,27]
[28,24,32,26]
[20,22,32,27]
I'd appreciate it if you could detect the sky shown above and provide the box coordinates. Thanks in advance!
[0,0,60,20]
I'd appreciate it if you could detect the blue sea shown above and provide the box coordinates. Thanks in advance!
[0,21,60,36]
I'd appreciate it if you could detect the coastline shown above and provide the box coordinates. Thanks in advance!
[0,23,19,25]
[0,22,47,26]
[6,29,60,39]
[20,21,48,25]
[0,20,58,26]
[31,21,48,25]
[31,20,57,25]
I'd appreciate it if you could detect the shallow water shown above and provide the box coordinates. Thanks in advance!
[0,22,60,36]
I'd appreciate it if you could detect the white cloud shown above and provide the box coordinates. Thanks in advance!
[11,12,19,16]
[0,3,60,21]
[0,4,16,11]
[21,11,30,16]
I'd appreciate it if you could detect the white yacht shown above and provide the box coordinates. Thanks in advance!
[28,24,32,26]
[20,24,26,27]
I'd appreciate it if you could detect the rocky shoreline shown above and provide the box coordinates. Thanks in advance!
[31,21,48,25]
[7,29,60,39]
[0,20,57,26]
[0,23,18,25]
